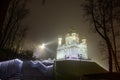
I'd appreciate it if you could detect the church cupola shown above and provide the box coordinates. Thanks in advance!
[56,27,88,60]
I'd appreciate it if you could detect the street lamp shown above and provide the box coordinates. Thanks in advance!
[39,43,45,49]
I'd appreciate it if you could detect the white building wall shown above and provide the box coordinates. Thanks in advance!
[56,32,88,60]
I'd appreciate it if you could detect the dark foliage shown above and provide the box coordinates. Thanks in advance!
[0,49,34,61]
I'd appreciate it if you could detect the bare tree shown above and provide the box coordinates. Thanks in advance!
[0,0,29,53]
[0,0,11,38]
[82,0,120,72]
[42,0,46,5]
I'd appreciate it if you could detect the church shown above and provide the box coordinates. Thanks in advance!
[55,28,108,80]
[56,31,88,60]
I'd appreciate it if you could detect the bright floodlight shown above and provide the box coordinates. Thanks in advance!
[39,43,45,49]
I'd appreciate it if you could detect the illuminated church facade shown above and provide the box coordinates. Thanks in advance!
[56,31,88,60]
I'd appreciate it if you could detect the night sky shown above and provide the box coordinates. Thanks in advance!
[23,0,108,70]
[24,0,90,49]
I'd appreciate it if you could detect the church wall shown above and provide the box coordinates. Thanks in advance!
[56,32,88,60]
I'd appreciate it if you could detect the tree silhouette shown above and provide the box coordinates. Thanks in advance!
[0,0,29,52]
[0,0,30,61]
[82,0,120,72]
